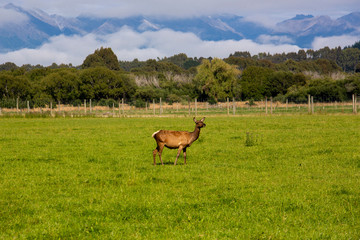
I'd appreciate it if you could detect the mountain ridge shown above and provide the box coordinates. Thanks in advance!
[1,4,360,53]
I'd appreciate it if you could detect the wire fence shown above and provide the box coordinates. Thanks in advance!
[0,95,358,117]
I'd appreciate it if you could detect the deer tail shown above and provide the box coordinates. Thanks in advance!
[152,130,161,138]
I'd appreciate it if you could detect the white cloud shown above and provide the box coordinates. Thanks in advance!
[0,8,28,27]
[242,15,290,28]
[257,35,295,45]
[0,27,302,66]
[0,34,101,65]
[312,35,360,50]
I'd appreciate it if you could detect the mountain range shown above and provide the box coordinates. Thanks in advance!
[1,3,360,53]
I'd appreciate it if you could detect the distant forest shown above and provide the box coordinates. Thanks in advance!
[1,41,360,108]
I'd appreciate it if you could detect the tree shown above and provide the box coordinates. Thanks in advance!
[0,71,31,100]
[41,69,81,103]
[79,67,125,100]
[308,78,347,102]
[194,58,240,102]
[338,48,360,72]
[82,47,121,70]
[352,41,360,50]
[344,73,360,95]
[0,62,18,71]
[267,71,295,96]
[240,66,273,100]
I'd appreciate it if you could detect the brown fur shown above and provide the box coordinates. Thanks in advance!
[152,117,206,165]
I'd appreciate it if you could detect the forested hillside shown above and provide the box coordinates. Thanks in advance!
[1,43,360,108]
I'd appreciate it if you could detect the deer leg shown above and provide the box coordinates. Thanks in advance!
[158,144,165,165]
[153,148,158,165]
[174,146,183,165]
[183,147,187,165]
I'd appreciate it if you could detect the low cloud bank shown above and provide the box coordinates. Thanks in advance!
[1,27,358,66]
[312,35,360,50]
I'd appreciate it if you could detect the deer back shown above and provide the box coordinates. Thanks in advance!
[153,130,192,148]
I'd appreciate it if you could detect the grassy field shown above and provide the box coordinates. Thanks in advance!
[0,115,359,239]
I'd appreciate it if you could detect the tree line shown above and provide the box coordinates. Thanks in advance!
[1,43,360,108]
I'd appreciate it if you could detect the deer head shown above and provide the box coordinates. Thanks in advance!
[194,117,206,129]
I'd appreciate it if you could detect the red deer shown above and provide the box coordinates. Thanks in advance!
[152,117,206,165]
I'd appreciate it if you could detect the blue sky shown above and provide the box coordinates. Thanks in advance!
[0,0,360,65]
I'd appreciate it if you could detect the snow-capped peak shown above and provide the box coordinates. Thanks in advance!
[138,19,160,31]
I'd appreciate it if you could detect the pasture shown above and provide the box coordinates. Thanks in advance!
[0,115,359,239]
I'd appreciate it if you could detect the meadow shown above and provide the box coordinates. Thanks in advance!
[0,115,359,239]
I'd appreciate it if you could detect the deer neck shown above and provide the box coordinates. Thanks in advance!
[190,126,201,143]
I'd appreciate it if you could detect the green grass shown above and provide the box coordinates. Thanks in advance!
[0,116,359,239]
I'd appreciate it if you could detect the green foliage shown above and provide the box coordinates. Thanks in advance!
[160,53,201,70]
[82,47,121,70]
[0,62,18,71]
[338,48,360,72]
[97,98,118,107]
[308,78,347,102]
[351,40,360,50]
[244,131,260,146]
[79,67,125,100]
[131,99,146,108]
[194,58,240,102]
[134,86,161,102]
[344,73,360,94]
[285,85,309,103]
[0,71,31,100]
[240,66,273,100]
[41,69,81,103]
[1,44,360,107]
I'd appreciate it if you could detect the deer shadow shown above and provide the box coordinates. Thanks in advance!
[155,161,185,166]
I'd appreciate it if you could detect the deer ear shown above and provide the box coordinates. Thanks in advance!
[200,117,205,122]
[193,117,196,122]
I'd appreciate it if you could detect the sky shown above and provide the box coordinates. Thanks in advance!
[1,0,360,66]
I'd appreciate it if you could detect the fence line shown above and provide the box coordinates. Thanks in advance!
[0,96,358,117]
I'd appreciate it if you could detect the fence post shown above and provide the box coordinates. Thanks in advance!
[226,97,229,115]
[118,100,121,116]
[195,98,197,117]
[270,97,273,114]
[308,95,311,114]
[50,101,52,116]
[352,94,358,114]
[0,107,1,115]
[286,99,288,111]
[122,98,124,115]
[233,98,236,115]
[153,99,155,115]
[84,99,87,114]
[265,97,268,114]
[27,101,30,113]
[16,97,19,113]
[160,97,162,115]
[188,100,191,116]
[89,98,92,114]
[311,96,314,114]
